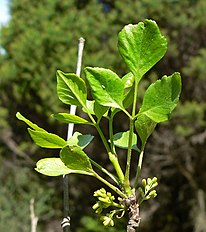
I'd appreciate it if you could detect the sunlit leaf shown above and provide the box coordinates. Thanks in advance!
[138,73,181,122]
[35,158,72,176]
[52,113,92,125]
[16,112,45,132]
[57,70,87,107]
[85,67,124,109]
[122,72,134,89]
[60,146,94,175]
[118,20,167,80]
[28,129,67,148]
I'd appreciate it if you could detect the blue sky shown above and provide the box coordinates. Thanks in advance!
[0,0,10,26]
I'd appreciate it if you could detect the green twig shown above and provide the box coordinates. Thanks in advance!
[124,118,134,194]
[95,124,125,184]
[133,149,144,189]
[124,75,140,194]
[109,114,116,154]
[93,172,127,199]
[90,159,120,185]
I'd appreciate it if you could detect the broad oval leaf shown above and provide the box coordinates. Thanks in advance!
[67,132,94,149]
[135,115,157,147]
[57,70,87,107]
[60,145,94,175]
[35,158,72,176]
[84,67,124,109]
[118,20,167,80]
[112,131,139,151]
[138,72,181,123]
[28,129,67,148]
[52,113,92,125]
[16,112,45,132]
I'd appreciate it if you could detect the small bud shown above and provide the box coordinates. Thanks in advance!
[149,190,157,198]
[142,179,147,187]
[151,182,158,188]
[98,197,110,203]
[92,202,99,210]
[152,177,158,183]
[101,216,114,227]
[145,185,150,193]
[147,177,152,185]
[145,195,151,200]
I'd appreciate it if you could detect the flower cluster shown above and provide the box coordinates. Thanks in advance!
[138,177,158,204]
[92,188,125,227]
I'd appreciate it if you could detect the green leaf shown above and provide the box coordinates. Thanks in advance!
[28,129,67,148]
[123,85,135,108]
[83,100,109,119]
[16,112,45,132]
[138,72,181,123]
[60,145,94,175]
[84,67,124,109]
[67,132,94,149]
[52,113,92,125]
[118,20,167,80]
[121,72,135,108]
[112,131,139,151]
[35,158,72,176]
[57,70,87,107]
[122,72,134,89]
[83,100,95,115]
[135,115,157,147]
[94,101,109,119]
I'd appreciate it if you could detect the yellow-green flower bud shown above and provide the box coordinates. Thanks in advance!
[152,177,157,183]
[92,202,99,210]
[149,190,157,198]
[147,177,152,185]
[142,179,147,187]
[101,216,114,227]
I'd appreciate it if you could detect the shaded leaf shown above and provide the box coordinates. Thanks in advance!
[28,129,67,148]
[94,101,109,119]
[83,100,109,119]
[85,67,124,109]
[57,70,87,107]
[112,131,139,151]
[60,146,94,175]
[35,158,72,176]
[52,113,92,125]
[67,132,94,149]
[123,85,135,108]
[135,115,157,147]
[118,20,167,80]
[138,73,181,123]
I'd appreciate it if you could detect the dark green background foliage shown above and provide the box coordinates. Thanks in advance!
[0,0,206,231]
